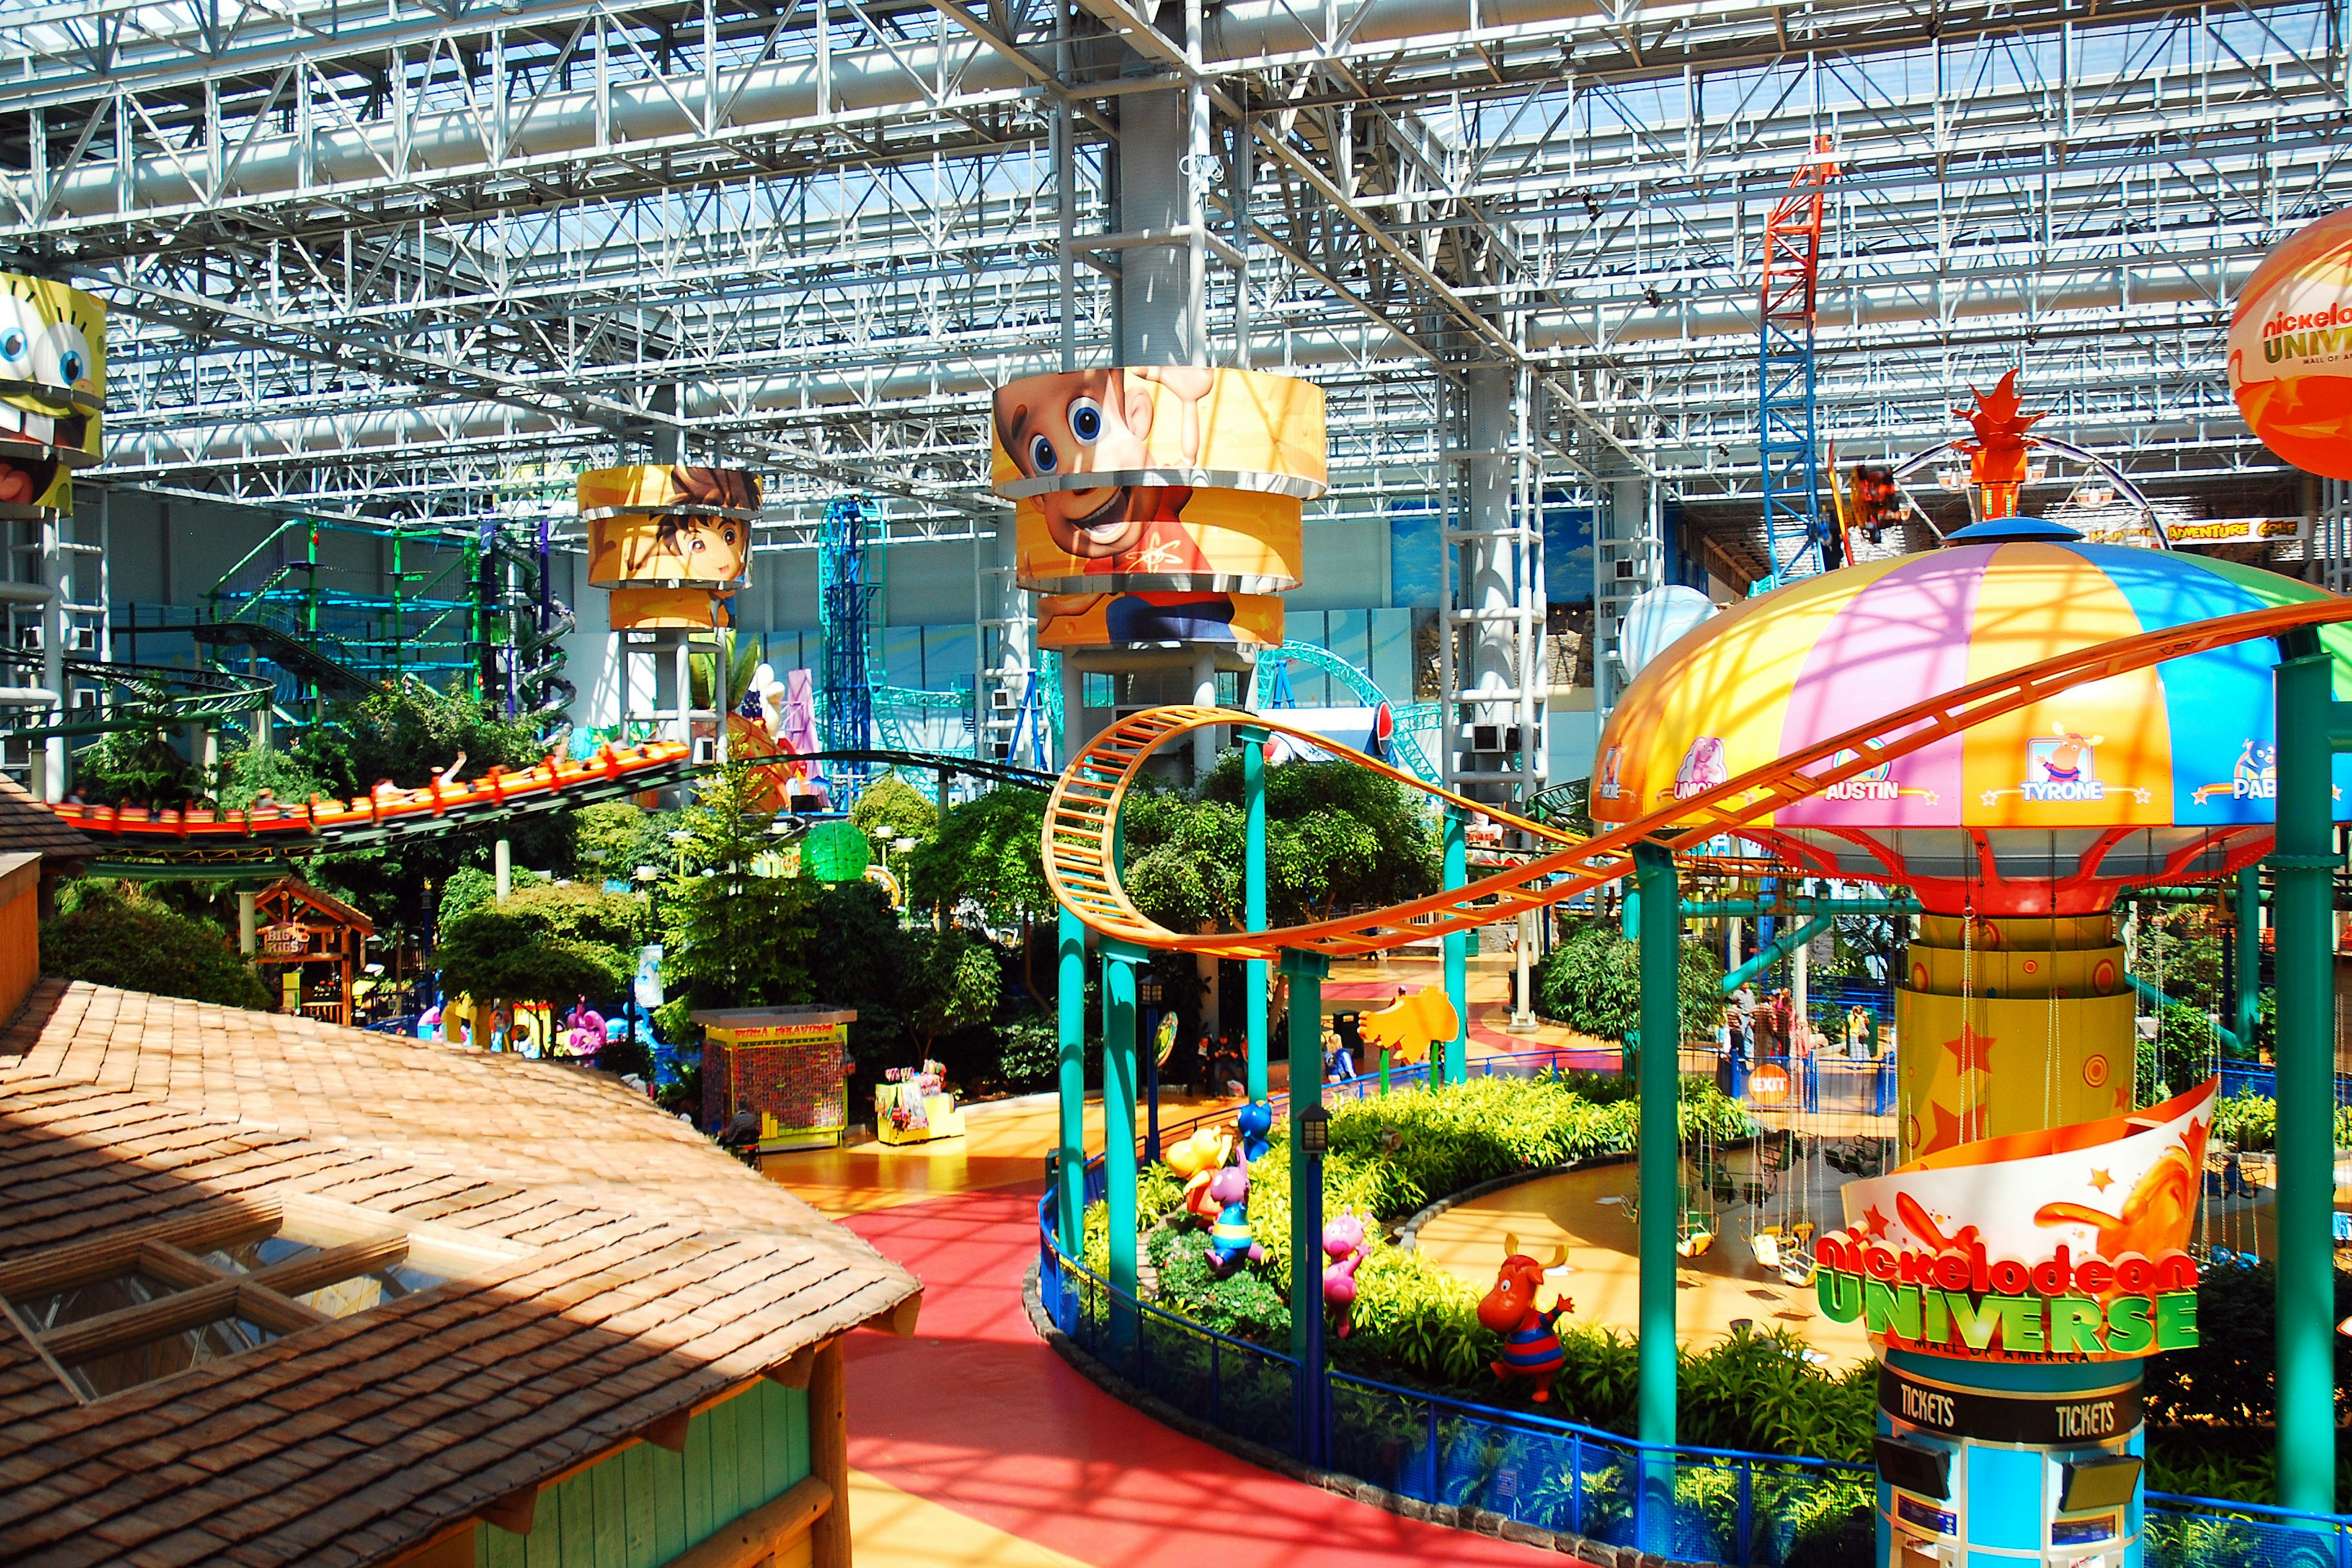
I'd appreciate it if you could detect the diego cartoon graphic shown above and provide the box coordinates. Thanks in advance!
[621,466,759,584]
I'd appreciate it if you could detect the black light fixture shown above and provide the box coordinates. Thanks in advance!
[1299,1105,1330,1156]
[1137,973,1166,1008]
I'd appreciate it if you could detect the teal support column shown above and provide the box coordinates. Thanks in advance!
[2269,631,2344,1517]
[1102,938,1144,1351]
[1442,805,1469,1085]
[1283,948,1330,1362]
[1242,726,1271,1101]
[1055,907,1087,1256]
[1632,842,1681,1548]
[2234,864,2262,1060]
[1721,912,1836,996]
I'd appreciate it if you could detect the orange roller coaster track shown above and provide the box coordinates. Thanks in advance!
[1044,598,2352,959]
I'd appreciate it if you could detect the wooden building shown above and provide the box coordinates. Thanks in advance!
[0,773,94,914]
[251,875,375,1025]
[0,853,922,1568]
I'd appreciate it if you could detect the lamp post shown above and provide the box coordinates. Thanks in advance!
[1138,969,1166,1163]
[1297,1102,1330,1467]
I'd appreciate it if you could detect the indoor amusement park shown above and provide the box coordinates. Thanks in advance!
[6,14,2352,1568]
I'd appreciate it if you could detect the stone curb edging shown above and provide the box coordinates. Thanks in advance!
[1020,1259,1733,1568]
[1392,1152,1634,1251]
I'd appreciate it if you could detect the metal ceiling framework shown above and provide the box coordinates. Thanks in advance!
[1,0,2346,565]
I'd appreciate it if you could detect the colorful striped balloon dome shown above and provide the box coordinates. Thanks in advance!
[1590,521,2352,914]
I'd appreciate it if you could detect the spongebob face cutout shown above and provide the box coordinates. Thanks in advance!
[0,275,106,516]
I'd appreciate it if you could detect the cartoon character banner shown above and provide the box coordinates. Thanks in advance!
[581,464,761,588]
[1816,1079,2214,1363]
[990,366,1327,499]
[1037,590,1283,650]
[1013,486,1303,595]
[0,274,106,517]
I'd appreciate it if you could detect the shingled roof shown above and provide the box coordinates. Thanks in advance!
[0,774,96,862]
[0,981,921,1568]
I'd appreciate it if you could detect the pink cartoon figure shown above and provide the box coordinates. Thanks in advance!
[1322,1214,1370,1336]
[1673,736,1729,799]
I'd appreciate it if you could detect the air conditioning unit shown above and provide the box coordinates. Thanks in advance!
[692,736,717,764]
[990,687,1019,711]
[69,626,96,652]
[72,689,99,713]
[17,627,38,651]
[1469,725,1523,754]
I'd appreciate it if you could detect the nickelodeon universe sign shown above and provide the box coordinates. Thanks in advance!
[1813,1234,2199,1360]
[2258,301,2352,362]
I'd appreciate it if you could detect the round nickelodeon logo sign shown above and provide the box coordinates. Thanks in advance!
[2228,204,2352,480]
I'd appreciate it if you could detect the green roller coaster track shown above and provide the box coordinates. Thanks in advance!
[1244,640,1440,782]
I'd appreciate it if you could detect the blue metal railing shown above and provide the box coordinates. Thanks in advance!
[2216,1060,2352,1109]
[1042,1051,2352,1566]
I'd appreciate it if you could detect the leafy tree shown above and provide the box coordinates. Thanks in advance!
[571,801,668,886]
[801,880,910,1062]
[213,745,333,812]
[1537,919,1724,1042]
[74,692,202,805]
[435,883,647,1009]
[907,788,1050,926]
[42,880,271,1010]
[658,764,818,1022]
[849,774,938,843]
[1115,753,1439,932]
[900,927,1001,1060]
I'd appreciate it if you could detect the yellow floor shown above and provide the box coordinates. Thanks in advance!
[845,1469,1095,1568]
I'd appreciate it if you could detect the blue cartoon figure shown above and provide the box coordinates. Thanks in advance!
[1206,1161,1265,1273]
[1235,1099,1274,1162]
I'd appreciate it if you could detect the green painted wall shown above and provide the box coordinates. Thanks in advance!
[477,1378,811,1568]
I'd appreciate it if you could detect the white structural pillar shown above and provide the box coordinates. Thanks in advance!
[40,514,64,802]
[494,837,513,901]
[1191,652,1218,774]
[238,891,259,957]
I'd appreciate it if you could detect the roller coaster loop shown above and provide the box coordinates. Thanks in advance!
[1044,597,2352,960]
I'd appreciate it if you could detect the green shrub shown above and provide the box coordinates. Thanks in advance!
[43,880,271,1011]
[998,1014,1060,1087]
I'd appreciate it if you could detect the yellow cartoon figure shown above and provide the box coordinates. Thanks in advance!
[0,274,105,516]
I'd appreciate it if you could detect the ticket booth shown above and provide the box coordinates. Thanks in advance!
[695,1006,854,1152]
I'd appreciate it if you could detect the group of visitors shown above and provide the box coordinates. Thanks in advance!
[1721,983,1883,1062]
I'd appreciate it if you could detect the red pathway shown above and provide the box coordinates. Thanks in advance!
[841,1185,1556,1567]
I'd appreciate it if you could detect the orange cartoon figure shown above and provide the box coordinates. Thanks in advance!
[995,366,1217,575]
[1954,369,2048,519]
[1357,987,1461,1068]
[2037,725,2103,785]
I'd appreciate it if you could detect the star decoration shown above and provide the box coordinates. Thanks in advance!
[1915,1102,1968,1158]
[2089,1168,2115,1194]
[1943,1026,1996,1077]
[1861,1205,1892,1238]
